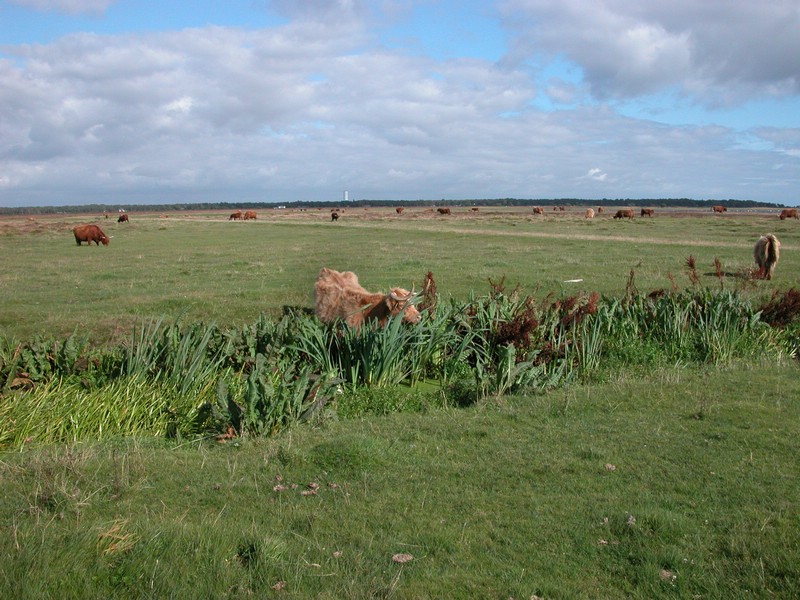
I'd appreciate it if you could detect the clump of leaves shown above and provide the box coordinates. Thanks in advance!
[550,292,599,328]
[493,296,539,352]
[418,271,438,315]
[758,288,800,327]
[713,257,725,288]
[686,255,700,286]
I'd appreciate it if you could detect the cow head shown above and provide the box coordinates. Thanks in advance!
[101,235,110,245]
[386,288,421,324]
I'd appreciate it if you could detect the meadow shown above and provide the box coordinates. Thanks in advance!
[1,205,798,341]
[1,205,799,598]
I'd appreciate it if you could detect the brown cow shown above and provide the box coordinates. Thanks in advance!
[331,211,340,221]
[613,209,635,220]
[585,208,595,219]
[314,267,421,328]
[779,208,798,220]
[395,207,404,214]
[597,207,604,214]
[117,213,129,223]
[711,205,727,213]
[470,207,479,212]
[229,211,243,220]
[754,234,780,280]
[532,207,544,215]
[640,208,654,217]
[73,224,109,246]
[243,211,257,220]
[437,208,451,215]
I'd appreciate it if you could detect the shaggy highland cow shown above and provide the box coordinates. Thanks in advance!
[585,208,595,219]
[314,267,421,328]
[754,234,780,280]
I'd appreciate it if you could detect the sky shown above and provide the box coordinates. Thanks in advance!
[1,0,799,207]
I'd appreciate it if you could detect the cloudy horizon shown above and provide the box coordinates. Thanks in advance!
[1,0,799,207]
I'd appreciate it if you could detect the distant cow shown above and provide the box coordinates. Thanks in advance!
[243,211,257,220]
[585,208,595,219]
[613,209,635,220]
[532,207,544,215]
[437,208,451,215]
[314,267,421,328]
[597,207,604,214]
[471,207,479,212]
[712,205,727,213]
[117,214,129,223]
[754,234,780,280]
[396,207,404,214]
[229,211,243,220]
[331,211,340,221]
[73,224,109,246]
[779,208,798,220]
[640,209,654,217]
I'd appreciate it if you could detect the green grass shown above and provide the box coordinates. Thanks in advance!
[1,364,797,598]
[1,207,799,597]
[1,208,798,341]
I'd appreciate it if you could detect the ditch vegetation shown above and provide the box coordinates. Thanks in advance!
[2,275,799,449]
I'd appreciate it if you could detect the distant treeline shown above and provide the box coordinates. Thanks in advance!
[0,197,785,215]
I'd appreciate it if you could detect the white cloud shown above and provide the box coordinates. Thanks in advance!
[500,0,800,105]
[586,168,607,182]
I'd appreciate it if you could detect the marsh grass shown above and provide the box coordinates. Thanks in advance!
[2,285,798,447]
[2,210,798,341]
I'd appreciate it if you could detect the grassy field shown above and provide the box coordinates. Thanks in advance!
[1,205,798,341]
[1,365,797,598]
[1,204,799,598]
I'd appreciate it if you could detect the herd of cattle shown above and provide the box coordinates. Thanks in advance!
[71,205,792,307]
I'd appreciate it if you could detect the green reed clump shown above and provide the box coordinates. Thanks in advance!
[203,357,339,437]
[1,283,796,448]
[597,289,792,370]
[0,375,215,448]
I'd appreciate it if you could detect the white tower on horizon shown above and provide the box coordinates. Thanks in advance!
[343,190,349,202]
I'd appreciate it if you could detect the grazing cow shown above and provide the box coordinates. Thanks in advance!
[117,213,129,223]
[613,209,635,220]
[712,205,727,213]
[640,208,654,217]
[396,207,404,214]
[437,208,451,215]
[331,211,340,221]
[754,234,780,280]
[585,208,595,219]
[471,207,479,212]
[314,267,421,328]
[229,211,243,220]
[73,224,109,246]
[779,208,798,220]
[243,211,257,220]
[597,207,604,214]
[532,207,544,215]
